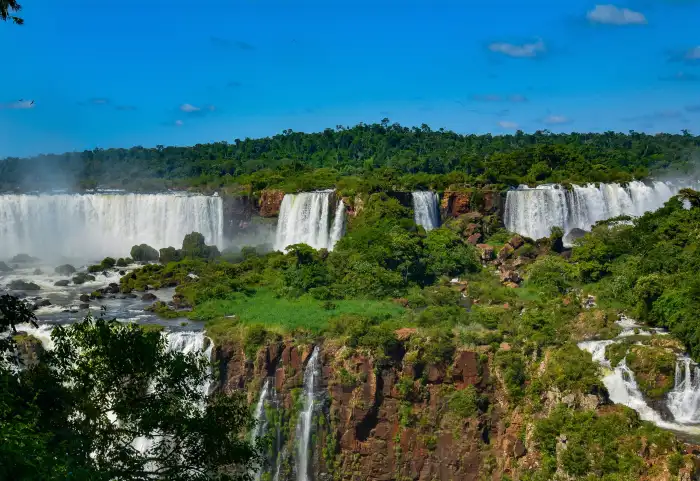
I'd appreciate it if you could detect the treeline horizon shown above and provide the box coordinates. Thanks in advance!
[1,121,698,194]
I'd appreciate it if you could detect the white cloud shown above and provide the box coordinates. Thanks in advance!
[543,115,570,125]
[175,120,184,126]
[180,103,201,112]
[686,46,700,60]
[498,121,519,129]
[0,100,35,109]
[488,39,545,58]
[587,5,647,25]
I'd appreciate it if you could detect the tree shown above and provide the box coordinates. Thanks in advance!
[0,297,259,480]
[1,0,23,24]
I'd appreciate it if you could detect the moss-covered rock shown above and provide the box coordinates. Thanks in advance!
[626,345,676,399]
[8,279,41,290]
[605,342,629,368]
[13,333,45,366]
[55,264,76,276]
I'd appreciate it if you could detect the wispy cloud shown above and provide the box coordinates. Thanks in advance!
[687,46,700,60]
[180,103,201,113]
[0,99,35,110]
[473,94,528,103]
[498,121,519,129]
[210,36,255,51]
[488,39,545,58]
[659,71,699,82]
[175,120,184,126]
[543,115,571,125]
[667,46,700,64]
[587,4,647,25]
[684,104,700,113]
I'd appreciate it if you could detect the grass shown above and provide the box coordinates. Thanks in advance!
[193,287,406,341]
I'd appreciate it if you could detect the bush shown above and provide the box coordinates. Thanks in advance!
[243,324,268,359]
[526,255,576,294]
[448,386,480,418]
[116,258,128,267]
[159,247,182,264]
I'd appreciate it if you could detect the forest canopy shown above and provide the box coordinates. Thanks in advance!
[1,122,698,193]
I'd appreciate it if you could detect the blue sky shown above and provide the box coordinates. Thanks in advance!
[1,0,699,157]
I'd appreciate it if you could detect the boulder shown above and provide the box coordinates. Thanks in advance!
[79,294,90,303]
[79,303,90,309]
[467,233,482,245]
[54,280,70,287]
[37,299,51,307]
[500,269,522,284]
[33,268,43,275]
[564,228,588,245]
[508,235,525,249]
[476,244,495,261]
[11,254,39,263]
[72,273,96,285]
[8,280,41,291]
[105,283,121,294]
[55,264,77,276]
[497,243,515,262]
[141,293,158,302]
[0,261,13,272]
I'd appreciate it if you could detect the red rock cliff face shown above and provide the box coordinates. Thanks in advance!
[440,189,504,219]
[215,340,527,481]
[258,189,286,217]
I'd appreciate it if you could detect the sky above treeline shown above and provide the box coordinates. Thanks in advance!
[1,0,699,157]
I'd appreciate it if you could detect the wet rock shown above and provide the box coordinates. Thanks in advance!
[79,294,90,303]
[55,264,77,276]
[8,280,41,291]
[37,299,51,307]
[78,303,90,309]
[33,268,43,275]
[141,293,158,301]
[0,261,13,272]
[104,283,121,294]
[72,273,96,285]
[564,227,588,244]
[54,280,70,287]
[13,333,45,367]
[11,254,39,263]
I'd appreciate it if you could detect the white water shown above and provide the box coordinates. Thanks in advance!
[274,192,346,252]
[0,193,224,261]
[578,318,700,434]
[295,347,321,481]
[504,180,700,242]
[412,191,440,231]
[251,379,272,481]
[668,358,700,424]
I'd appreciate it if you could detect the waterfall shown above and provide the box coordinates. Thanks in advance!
[274,191,346,252]
[0,193,224,261]
[412,191,440,231]
[252,379,272,481]
[504,180,700,243]
[667,357,700,424]
[295,347,321,481]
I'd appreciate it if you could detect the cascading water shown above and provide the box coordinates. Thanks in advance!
[578,318,700,434]
[295,347,321,481]
[274,192,346,252]
[504,180,700,242]
[0,193,224,260]
[412,191,440,231]
[667,358,700,424]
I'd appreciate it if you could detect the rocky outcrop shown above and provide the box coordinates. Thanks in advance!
[440,188,504,219]
[222,195,255,238]
[258,190,285,217]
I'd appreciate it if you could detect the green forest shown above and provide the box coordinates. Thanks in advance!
[1,122,698,193]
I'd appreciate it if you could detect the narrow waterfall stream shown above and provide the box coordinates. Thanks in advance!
[412,191,441,231]
[579,317,700,435]
[295,347,321,481]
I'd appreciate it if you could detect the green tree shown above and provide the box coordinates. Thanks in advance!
[1,0,22,24]
[0,297,259,480]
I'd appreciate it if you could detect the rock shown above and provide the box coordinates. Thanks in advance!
[0,261,13,272]
[441,190,472,217]
[476,244,495,261]
[72,273,96,285]
[467,233,482,245]
[8,280,41,290]
[513,438,527,458]
[499,269,522,284]
[497,244,515,262]
[37,299,51,307]
[11,254,39,263]
[508,235,525,249]
[395,328,417,341]
[32,268,43,275]
[141,293,158,301]
[54,280,70,287]
[564,227,588,244]
[79,294,90,303]
[55,264,77,276]
[105,283,121,294]
[79,303,90,309]
[259,189,285,217]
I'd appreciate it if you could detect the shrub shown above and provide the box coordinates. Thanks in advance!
[448,386,480,418]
